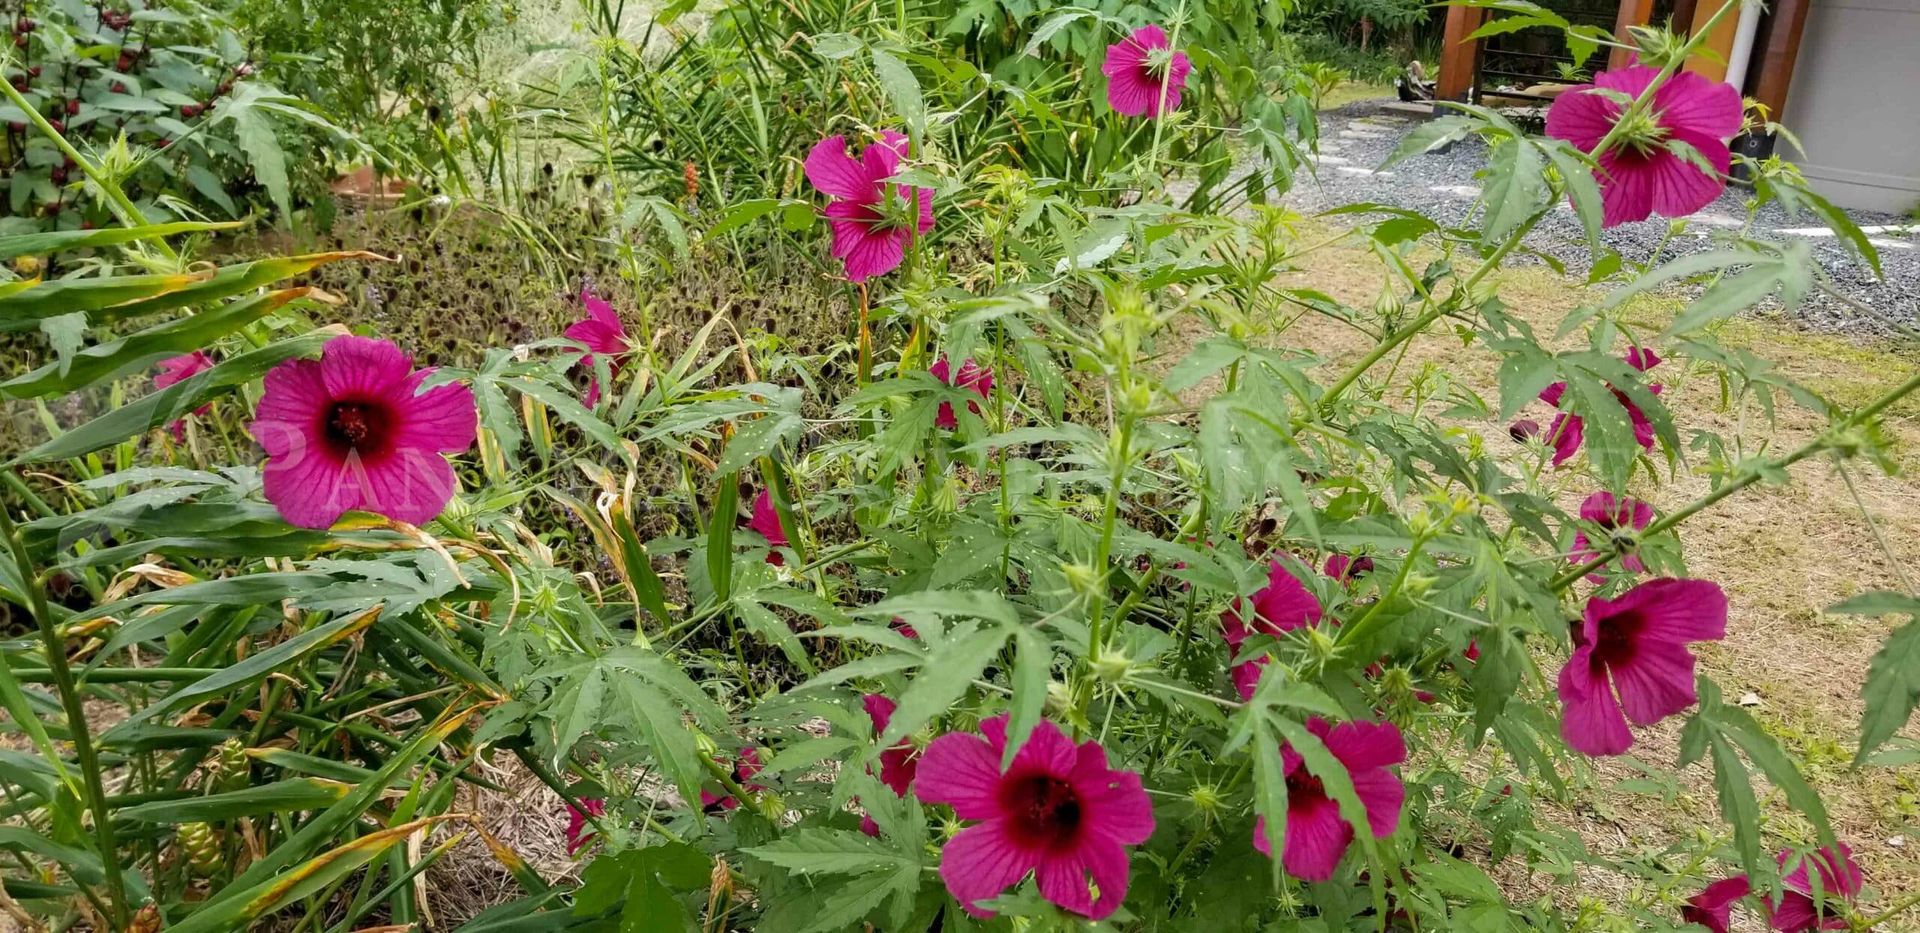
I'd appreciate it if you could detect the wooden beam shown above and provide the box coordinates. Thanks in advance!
[1670,0,1701,37]
[1437,4,1486,102]
[1608,0,1659,70]
[1682,0,1738,80]
[1748,0,1812,119]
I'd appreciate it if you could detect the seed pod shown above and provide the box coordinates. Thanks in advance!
[216,738,248,790]
[130,903,162,933]
[176,822,222,877]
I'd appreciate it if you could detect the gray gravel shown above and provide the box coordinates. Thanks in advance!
[1284,99,1920,336]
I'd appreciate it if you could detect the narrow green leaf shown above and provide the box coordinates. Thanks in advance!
[118,778,352,823]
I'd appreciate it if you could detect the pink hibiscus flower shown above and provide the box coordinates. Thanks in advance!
[249,335,477,529]
[1102,25,1193,118]
[858,694,919,837]
[1545,65,1744,227]
[565,288,630,407]
[1222,560,1325,648]
[915,716,1154,920]
[747,489,789,565]
[1682,875,1751,933]
[1324,553,1374,583]
[1557,577,1728,756]
[804,131,934,283]
[1537,347,1664,466]
[1223,560,1324,699]
[931,357,992,430]
[1571,491,1655,579]
[1252,717,1406,881]
[698,747,766,812]
[1233,656,1269,701]
[1770,844,1861,931]
[154,351,214,440]
[563,797,606,855]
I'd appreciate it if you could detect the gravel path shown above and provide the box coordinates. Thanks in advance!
[1285,99,1920,337]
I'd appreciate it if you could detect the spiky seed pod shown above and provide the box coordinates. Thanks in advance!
[130,903,162,933]
[215,738,248,791]
[176,822,222,878]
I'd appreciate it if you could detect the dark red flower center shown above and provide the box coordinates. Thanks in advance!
[1001,773,1084,849]
[1583,608,1646,672]
[325,400,391,459]
[1287,770,1327,805]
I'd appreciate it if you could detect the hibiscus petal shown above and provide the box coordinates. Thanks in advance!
[1594,64,1660,98]
[1251,561,1324,634]
[1101,30,1150,79]
[1610,637,1700,725]
[915,731,1003,820]
[1081,767,1155,846]
[1322,720,1406,772]
[864,130,909,185]
[1349,768,1407,839]
[938,821,1037,918]
[1652,130,1732,218]
[1681,875,1751,933]
[1655,71,1745,139]
[398,376,477,453]
[1609,578,1729,643]
[1558,648,1635,756]
[1034,851,1095,917]
[1768,891,1822,932]
[1598,150,1658,226]
[1780,843,1863,900]
[1548,412,1585,466]
[841,225,909,282]
[1082,837,1132,920]
[1008,719,1078,778]
[263,448,364,530]
[1282,792,1355,882]
[319,335,412,402]
[251,359,329,457]
[805,135,875,201]
[360,447,458,526]
[1545,84,1619,152]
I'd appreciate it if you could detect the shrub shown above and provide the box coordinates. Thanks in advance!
[0,0,356,233]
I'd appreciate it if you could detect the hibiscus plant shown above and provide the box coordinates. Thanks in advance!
[2,3,1918,932]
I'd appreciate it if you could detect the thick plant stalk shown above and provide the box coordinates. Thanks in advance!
[0,489,129,927]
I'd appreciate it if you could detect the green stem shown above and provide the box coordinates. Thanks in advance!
[1336,534,1431,648]
[0,491,129,926]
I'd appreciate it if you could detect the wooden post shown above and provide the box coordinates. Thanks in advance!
[1748,0,1812,119]
[1436,4,1486,102]
[1670,0,1701,37]
[1608,0,1659,70]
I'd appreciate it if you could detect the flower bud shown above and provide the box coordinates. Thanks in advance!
[1061,561,1100,596]
[1189,783,1223,814]
[1091,647,1135,686]
[1044,680,1075,717]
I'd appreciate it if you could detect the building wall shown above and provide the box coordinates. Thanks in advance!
[1779,0,1920,214]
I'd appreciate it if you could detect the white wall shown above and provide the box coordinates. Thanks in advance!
[1780,0,1920,215]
